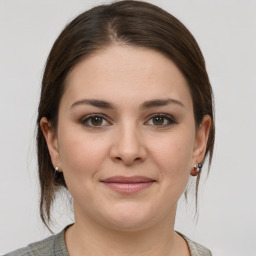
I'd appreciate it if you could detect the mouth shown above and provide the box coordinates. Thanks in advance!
[100,176,156,194]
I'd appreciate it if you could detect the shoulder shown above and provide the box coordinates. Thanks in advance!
[4,228,68,256]
[177,232,212,256]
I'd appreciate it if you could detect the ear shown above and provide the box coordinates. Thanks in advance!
[192,115,211,164]
[40,117,62,170]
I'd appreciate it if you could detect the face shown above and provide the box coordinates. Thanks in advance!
[41,45,210,231]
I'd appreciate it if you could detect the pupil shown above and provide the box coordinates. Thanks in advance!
[153,116,164,125]
[92,116,102,126]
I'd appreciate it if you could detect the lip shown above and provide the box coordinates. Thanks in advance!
[101,176,156,194]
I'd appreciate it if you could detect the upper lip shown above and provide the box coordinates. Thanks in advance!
[101,176,156,183]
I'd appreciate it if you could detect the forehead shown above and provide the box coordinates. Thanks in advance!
[62,45,192,109]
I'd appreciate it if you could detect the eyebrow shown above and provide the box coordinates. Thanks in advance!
[141,98,185,109]
[70,98,184,110]
[70,99,114,109]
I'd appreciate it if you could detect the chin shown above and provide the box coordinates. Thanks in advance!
[105,217,153,232]
[100,203,158,232]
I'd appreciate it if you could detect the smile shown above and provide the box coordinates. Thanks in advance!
[101,176,156,194]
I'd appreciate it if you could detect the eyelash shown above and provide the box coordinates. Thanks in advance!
[80,113,177,128]
[81,114,111,128]
[145,113,177,127]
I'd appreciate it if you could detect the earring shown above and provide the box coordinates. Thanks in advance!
[54,166,61,178]
[191,163,202,176]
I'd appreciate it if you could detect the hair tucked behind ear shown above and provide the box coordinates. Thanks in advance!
[37,0,214,230]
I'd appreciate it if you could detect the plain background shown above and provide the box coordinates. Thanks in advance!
[0,0,255,255]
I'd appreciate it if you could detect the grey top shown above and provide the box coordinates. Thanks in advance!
[5,227,212,256]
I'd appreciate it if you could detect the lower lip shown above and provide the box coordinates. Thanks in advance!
[102,182,155,194]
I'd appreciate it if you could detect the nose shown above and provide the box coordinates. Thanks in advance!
[110,123,147,166]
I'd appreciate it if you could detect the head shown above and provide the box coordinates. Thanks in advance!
[37,0,214,230]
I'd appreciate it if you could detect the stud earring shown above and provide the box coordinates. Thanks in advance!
[190,163,202,176]
[54,166,61,178]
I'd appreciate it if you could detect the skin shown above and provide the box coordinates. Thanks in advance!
[41,45,211,256]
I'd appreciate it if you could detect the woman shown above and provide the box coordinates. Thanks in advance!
[6,1,214,255]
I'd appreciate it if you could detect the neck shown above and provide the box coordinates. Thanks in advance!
[65,206,189,256]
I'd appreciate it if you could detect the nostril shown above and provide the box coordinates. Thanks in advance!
[115,156,141,161]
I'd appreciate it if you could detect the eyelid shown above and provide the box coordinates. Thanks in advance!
[80,114,112,127]
[80,113,176,128]
[145,113,177,127]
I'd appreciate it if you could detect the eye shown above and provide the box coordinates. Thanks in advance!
[81,114,111,127]
[146,114,176,127]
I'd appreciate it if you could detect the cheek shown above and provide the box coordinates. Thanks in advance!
[148,129,195,182]
[57,127,110,183]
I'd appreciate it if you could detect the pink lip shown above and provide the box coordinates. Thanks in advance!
[101,176,156,194]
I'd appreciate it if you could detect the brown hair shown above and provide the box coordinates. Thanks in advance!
[37,0,215,229]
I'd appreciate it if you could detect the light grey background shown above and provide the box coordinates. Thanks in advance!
[0,0,255,255]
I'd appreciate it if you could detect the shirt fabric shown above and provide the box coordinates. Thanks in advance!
[5,226,212,256]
